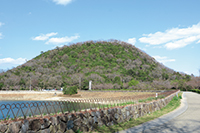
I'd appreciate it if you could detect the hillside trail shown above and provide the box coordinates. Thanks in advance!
[119,92,200,133]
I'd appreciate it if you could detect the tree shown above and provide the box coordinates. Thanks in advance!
[128,79,139,86]
[63,86,77,95]
[19,78,26,86]
[171,79,186,91]
[0,82,4,90]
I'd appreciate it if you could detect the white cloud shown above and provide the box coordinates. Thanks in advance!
[0,58,26,65]
[45,34,80,44]
[0,22,4,27]
[32,32,57,41]
[153,55,175,64]
[127,38,136,45]
[164,35,200,50]
[0,33,2,39]
[52,0,73,6]
[139,22,200,50]
[0,22,4,39]
[184,71,190,75]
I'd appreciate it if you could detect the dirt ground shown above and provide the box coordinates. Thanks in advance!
[48,91,157,101]
[0,90,159,101]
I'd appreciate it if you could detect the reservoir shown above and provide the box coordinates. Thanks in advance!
[0,100,93,120]
[0,100,58,120]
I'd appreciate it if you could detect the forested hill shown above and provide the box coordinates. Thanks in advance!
[0,40,191,90]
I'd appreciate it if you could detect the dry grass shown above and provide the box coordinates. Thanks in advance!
[77,91,156,98]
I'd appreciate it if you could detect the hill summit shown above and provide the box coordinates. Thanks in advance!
[0,40,190,90]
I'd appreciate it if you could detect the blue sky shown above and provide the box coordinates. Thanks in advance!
[0,0,200,76]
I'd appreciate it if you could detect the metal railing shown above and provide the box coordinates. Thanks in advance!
[0,90,178,120]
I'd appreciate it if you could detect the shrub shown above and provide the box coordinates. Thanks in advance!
[128,79,139,86]
[20,87,25,90]
[0,82,4,90]
[173,96,179,101]
[81,80,89,90]
[114,76,121,84]
[190,89,200,94]
[63,86,77,95]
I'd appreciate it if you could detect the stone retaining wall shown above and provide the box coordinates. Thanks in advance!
[0,90,179,133]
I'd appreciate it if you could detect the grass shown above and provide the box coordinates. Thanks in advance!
[94,92,182,133]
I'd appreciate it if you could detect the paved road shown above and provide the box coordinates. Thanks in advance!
[118,92,200,133]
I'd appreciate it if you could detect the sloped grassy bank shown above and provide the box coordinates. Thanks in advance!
[95,92,182,133]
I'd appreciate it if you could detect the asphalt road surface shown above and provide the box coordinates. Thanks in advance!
[118,92,200,133]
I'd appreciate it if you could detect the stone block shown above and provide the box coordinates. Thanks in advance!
[67,120,74,130]
[117,108,122,115]
[107,108,112,114]
[97,118,103,126]
[66,129,74,133]
[91,111,97,117]
[83,112,90,118]
[7,121,22,133]
[95,111,101,118]
[74,118,82,127]
[49,117,59,126]
[114,113,119,120]
[99,110,105,118]
[0,124,8,132]
[60,115,68,122]
[49,125,58,133]
[21,124,28,133]
[29,119,41,131]
[57,121,66,132]
[38,128,50,133]
[41,118,50,129]
[126,111,130,117]
[79,125,89,132]
[101,116,108,125]
[88,117,94,126]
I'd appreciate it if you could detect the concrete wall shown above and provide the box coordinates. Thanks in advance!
[0,90,179,133]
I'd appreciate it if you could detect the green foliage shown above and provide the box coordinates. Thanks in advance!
[0,82,4,90]
[63,86,78,95]
[80,80,89,90]
[172,95,179,101]
[184,75,191,81]
[128,79,139,86]
[171,79,187,90]
[14,71,20,76]
[19,78,26,86]
[162,73,169,80]
[0,40,189,91]
[190,89,200,94]
[114,76,121,84]
[20,66,33,72]
[20,87,25,90]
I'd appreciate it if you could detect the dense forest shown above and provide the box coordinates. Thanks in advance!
[0,40,199,91]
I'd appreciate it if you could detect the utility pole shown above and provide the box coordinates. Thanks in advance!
[89,81,92,90]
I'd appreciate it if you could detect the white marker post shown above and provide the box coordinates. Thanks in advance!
[89,80,92,90]
[156,93,158,98]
